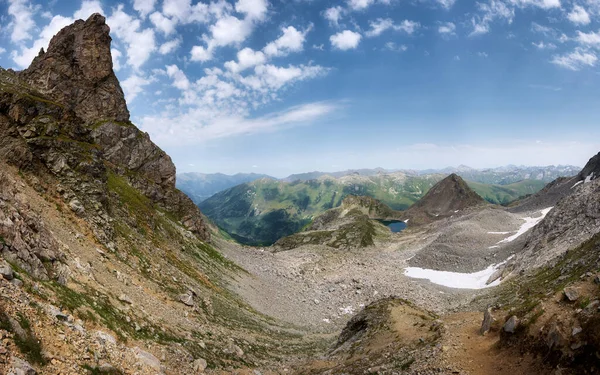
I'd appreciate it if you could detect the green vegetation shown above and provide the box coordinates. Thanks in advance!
[199,174,549,245]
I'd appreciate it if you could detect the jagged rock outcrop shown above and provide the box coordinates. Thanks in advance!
[577,151,600,183]
[401,173,487,225]
[20,14,129,124]
[0,14,209,242]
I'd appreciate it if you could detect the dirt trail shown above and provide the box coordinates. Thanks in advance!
[440,312,546,375]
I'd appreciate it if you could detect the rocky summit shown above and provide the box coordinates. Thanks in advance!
[1,14,600,375]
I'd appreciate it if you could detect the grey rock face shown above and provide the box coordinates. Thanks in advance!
[0,260,14,280]
[193,358,208,372]
[20,14,130,124]
[503,315,519,333]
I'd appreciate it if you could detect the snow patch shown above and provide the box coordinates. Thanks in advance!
[585,172,595,184]
[339,306,354,315]
[488,231,510,235]
[404,258,511,289]
[571,180,583,189]
[496,207,553,244]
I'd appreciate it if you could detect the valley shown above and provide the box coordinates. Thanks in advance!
[0,13,599,375]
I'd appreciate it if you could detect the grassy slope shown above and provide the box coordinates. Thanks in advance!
[200,175,549,246]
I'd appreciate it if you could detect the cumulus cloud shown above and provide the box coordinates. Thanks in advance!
[73,0,104,20]
[551,48,597,70]
[122,74,152,102]
[224,47,266,73]
[159,39,181,54]
[263,26,308,57]
[470,0,514,36]
[384,42,407,52]
[365,18,420,37]
[235,0,269,21]
[576,30,600,46]
[150,11,177,35]
[324,6,344,26]
[133,0,157,18]
[568,5,591,25]
[107,5,157,69]
[330,30,362,50]
[7,0,37,43]
[347,0,374,11]
[166,64,191,90]
[438,22,456,35]
[532,41,556,49]
[436,0,456,8]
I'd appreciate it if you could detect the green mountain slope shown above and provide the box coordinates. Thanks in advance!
[199,173,549,245]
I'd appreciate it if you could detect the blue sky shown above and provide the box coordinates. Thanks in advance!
[1,0,600,177]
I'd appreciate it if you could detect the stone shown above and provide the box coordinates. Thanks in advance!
[486,269,503,285]
[193,358,208,372]
[133,347,163,372]
[8,356,36,375]
[68,200,85,215]
[480,307,495,336]
[572,326,582,336]
[503,315,519,333]
[564,287,579,302]
[179,292,194,307]
[0,261,14,280]
[118,294,133,305]
[10,278,23,288]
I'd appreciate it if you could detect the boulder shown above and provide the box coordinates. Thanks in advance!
[503,315,519,333]
[193,358,208,372]
[0,260,14,280]
[564,287,579,302]
[8,356,36,375]
[480,307,495,336]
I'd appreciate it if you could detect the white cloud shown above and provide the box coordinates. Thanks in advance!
[159,39,181,54]
[438,22,456,34]
[263,26,308,57]
[324,6,344,26]
[162,0,211,24]
[477,51,489,57]
[235,0,269,21]
[576,30,600,46]
[531,22,554,35]
[73,0,104,20]
[121,74,152,102]
[532,41,556,49]
[111,48,122,71]
[190,45,213,62]
[224,47,266,73]
[568,5,591,25]
[166,64,191,90]
[8,0,37,43]
[470,0,515,36]
[366,19,420,37]
[133,0,157,18]
[140,101,337,145]
[384,42,407,52]
[150,11,177,35]
[347,0,374,11]
[551,48,597,70]
[507,0,560,9]
[436,0,457,8]
[107,5,157,69]
[252,64,327,90]
[330,30,362,50]
[210,15,253,47]
[0,47,6,55]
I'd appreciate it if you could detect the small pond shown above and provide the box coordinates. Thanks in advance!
[377,220,407,233]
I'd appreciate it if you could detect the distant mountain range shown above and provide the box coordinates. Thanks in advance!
[197,172,548,246]
[176,172,274,204]
[177,165,579,205]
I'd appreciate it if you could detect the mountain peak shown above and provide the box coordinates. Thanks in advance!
[403,173,486,225]
[20,13,129,124]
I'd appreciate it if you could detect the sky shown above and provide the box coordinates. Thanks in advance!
[1,0,600,177]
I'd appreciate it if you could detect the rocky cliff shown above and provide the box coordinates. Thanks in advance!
[0,13,209,249]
